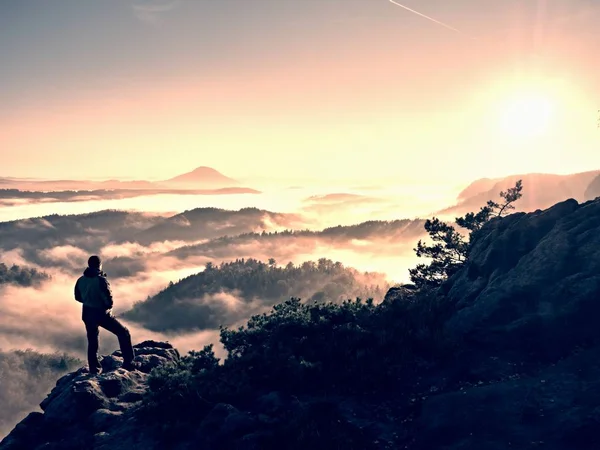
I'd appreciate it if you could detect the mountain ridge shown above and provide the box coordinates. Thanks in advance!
[162,166,239,188]
[441,170,600,216]
[0,166,242,192]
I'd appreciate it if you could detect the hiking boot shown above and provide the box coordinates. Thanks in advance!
[121,361,140,371]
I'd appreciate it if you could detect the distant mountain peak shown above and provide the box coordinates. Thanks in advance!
[188,166,223,175]
[163,166,239,187]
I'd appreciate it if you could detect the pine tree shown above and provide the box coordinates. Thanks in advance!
[409,180,523,288]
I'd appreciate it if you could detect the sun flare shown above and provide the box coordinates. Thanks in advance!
[498,92,556,138]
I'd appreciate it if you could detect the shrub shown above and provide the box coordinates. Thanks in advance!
[142,288,455,437]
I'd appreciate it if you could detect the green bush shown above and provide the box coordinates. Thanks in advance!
[142,288,454,434]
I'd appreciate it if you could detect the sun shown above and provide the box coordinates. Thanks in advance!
[498,92,556,138]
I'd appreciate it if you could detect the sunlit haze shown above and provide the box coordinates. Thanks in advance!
[1,1,600,441]
[2,0,599,183]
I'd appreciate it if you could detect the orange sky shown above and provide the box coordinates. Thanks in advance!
[1,0,599,184]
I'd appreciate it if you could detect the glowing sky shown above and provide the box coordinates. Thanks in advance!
[1,0,599,183]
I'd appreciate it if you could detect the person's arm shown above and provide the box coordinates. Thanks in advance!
[74,279,83,303]
[99,276,114,309]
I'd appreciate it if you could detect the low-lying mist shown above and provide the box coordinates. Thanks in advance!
[0,349,81,439]
[0,184,460,226]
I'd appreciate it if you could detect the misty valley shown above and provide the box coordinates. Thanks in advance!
[0,167,600,449]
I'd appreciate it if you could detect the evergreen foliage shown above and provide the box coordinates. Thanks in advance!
[409,180,523,287]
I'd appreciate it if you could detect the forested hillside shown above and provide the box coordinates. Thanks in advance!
[170,219,425,259]
[123,258,389,332]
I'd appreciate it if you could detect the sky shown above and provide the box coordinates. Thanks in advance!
[1,0,599,184]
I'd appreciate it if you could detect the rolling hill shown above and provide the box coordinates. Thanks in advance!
[161,166,239,188]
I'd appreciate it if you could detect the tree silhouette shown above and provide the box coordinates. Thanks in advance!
[409,180,523,288]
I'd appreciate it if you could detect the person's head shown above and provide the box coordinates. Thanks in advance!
[88,255,102,270]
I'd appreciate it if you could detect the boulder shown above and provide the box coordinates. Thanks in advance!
[445,199,600,362]
[409,198,600,449]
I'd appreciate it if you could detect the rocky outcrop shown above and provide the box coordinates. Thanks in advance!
[410,198,600,449]
[382,284,417,304]
[445,198,600,359]
[0,341,179,450]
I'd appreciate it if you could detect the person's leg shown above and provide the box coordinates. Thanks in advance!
[98,313,135,366]
[84,320,102,373]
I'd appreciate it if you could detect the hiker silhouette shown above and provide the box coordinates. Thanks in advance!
[74,255,136,373]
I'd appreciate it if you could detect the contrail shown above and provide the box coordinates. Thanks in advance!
[388,0,475,39]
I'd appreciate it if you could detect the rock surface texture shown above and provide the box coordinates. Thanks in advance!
[412,198,600,449]
[0,341,179,450]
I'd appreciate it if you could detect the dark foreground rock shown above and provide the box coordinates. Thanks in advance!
[410,198,600,449]
[0,341,179,450]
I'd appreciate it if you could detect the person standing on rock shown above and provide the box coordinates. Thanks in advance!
[74,255,136,374]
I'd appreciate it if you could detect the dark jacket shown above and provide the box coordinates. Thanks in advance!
[74,267,114,311]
